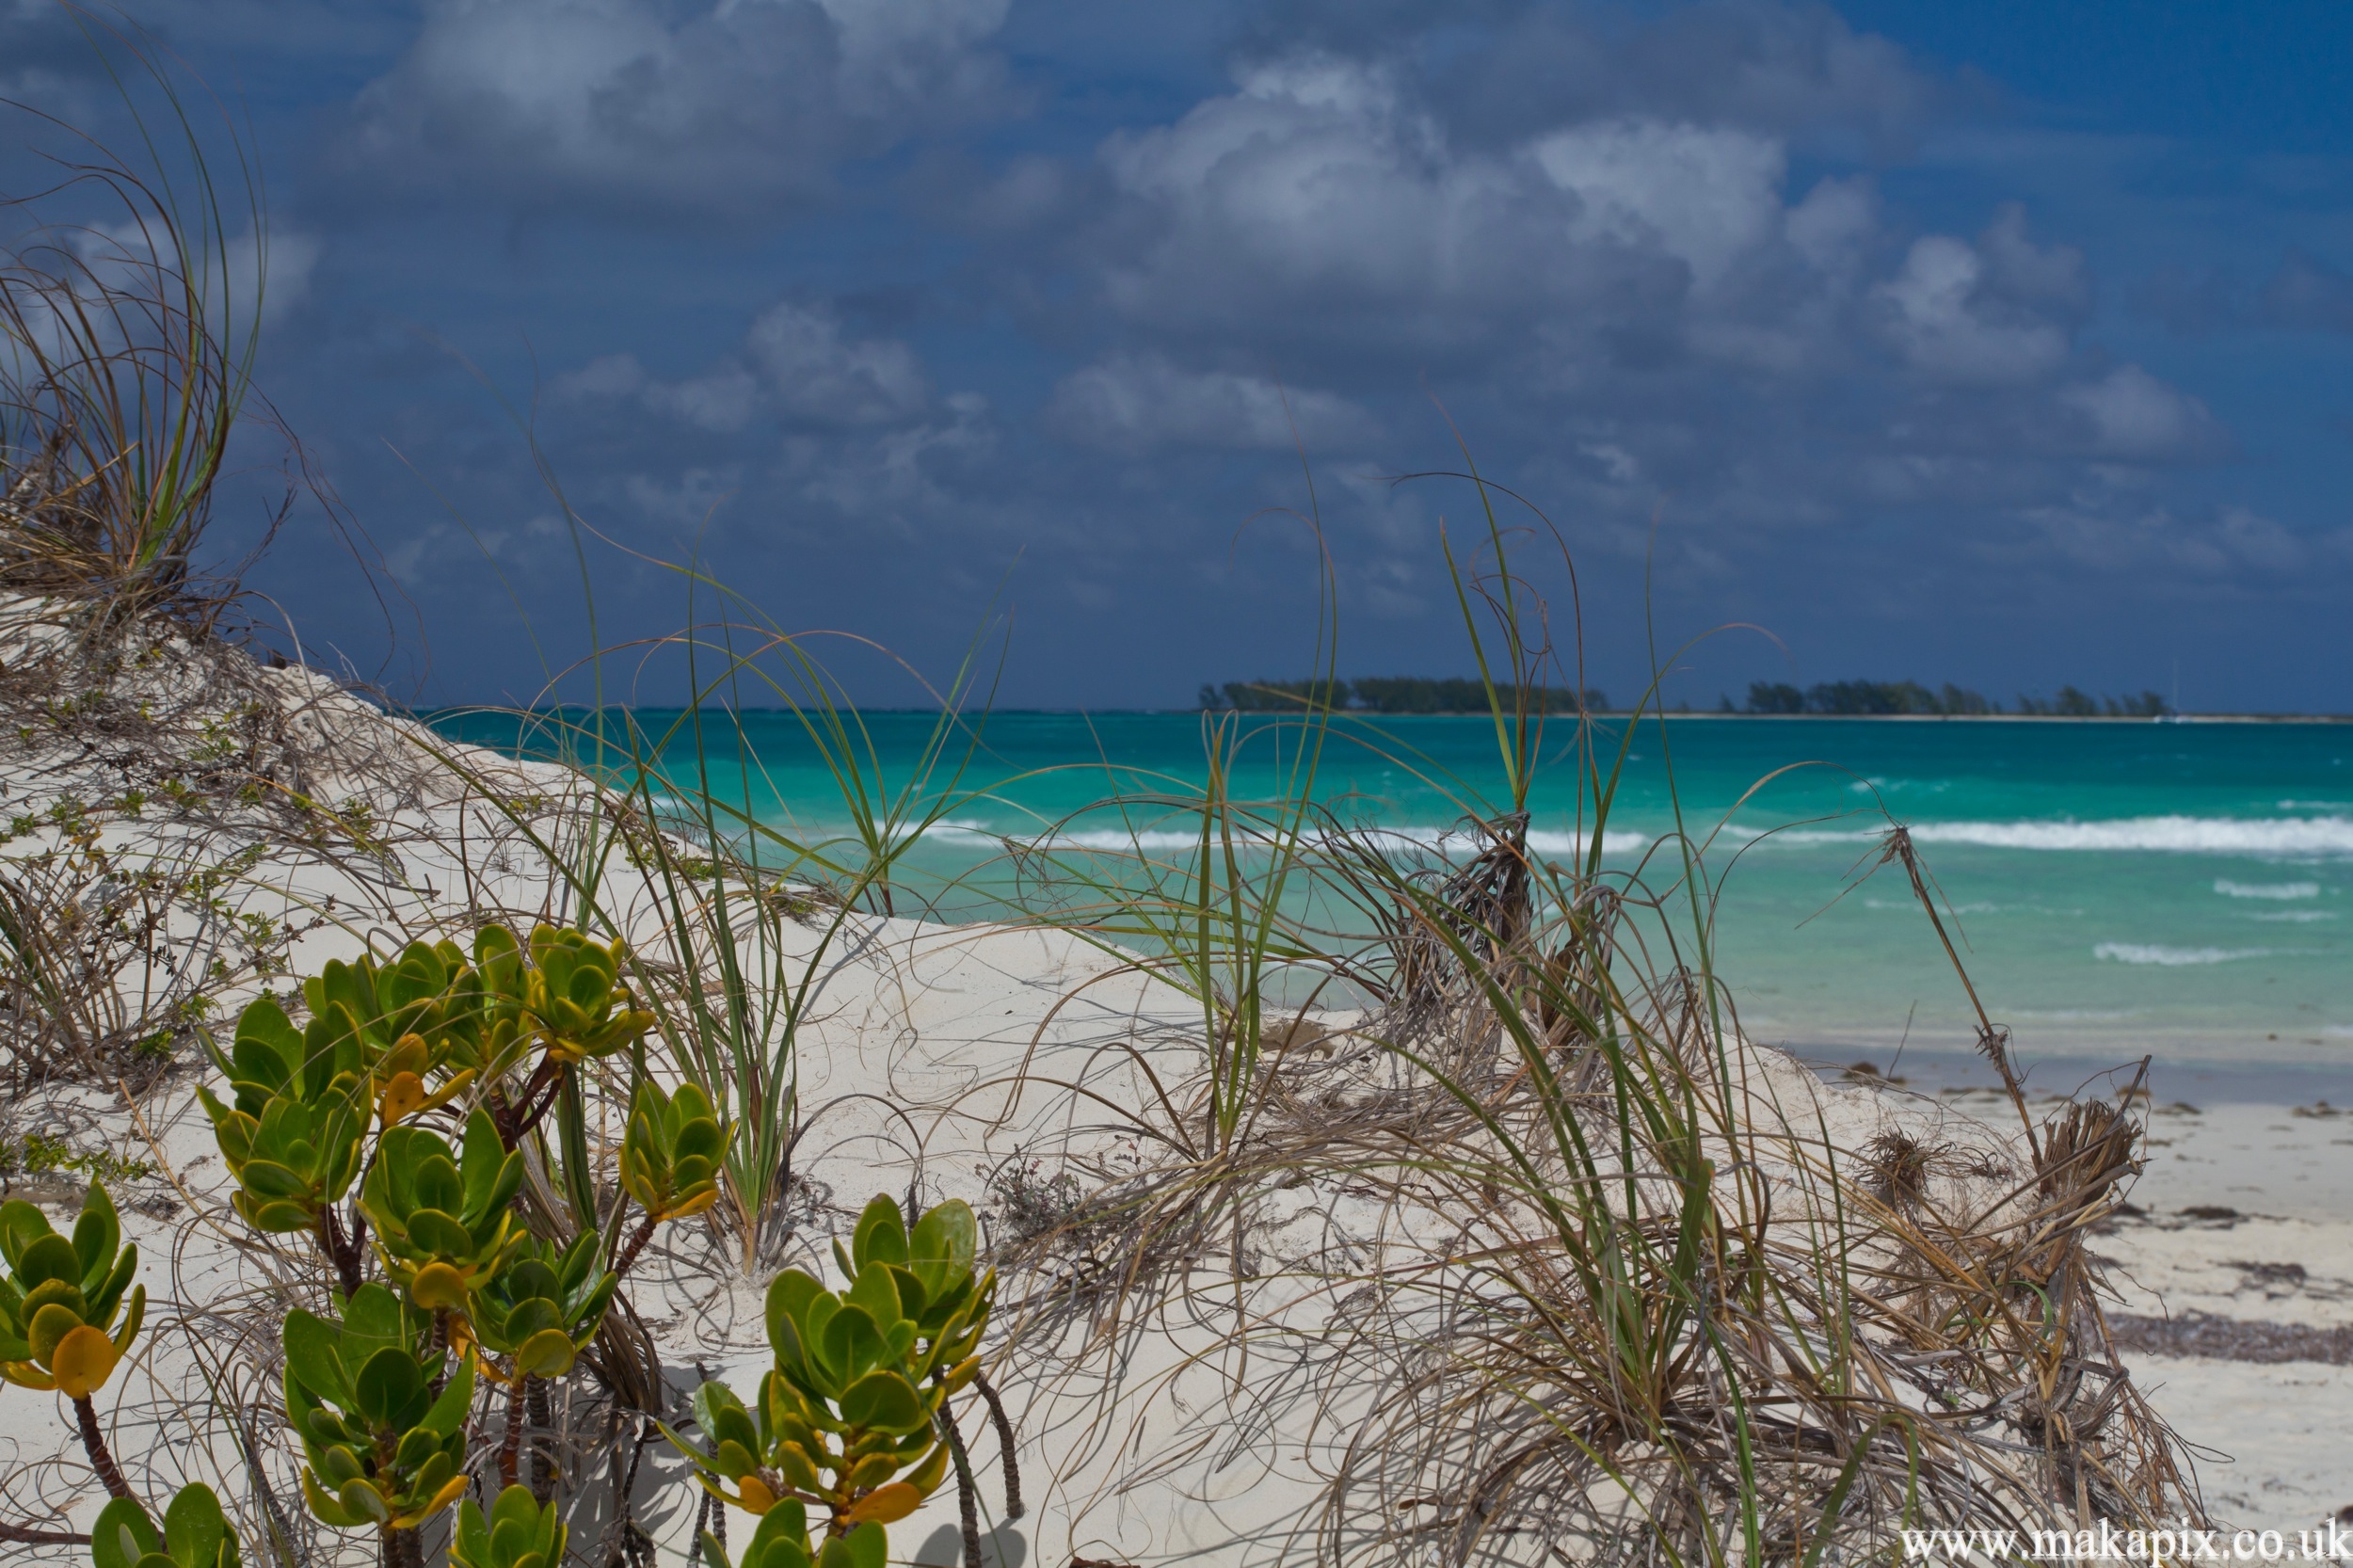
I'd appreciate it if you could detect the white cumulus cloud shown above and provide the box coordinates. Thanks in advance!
[1046,354,1376,455]
[1873,232,2076,387]
[555,303,929,432]
[2058,364,2221,460]
[344,0,1010,216]
[1529,119,1787,292]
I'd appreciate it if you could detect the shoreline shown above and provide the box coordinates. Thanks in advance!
[1639,711,2353,724]
[1797,1045,2353,1105]
[1785,1040,2353,1095]
[1,601,2347,1553]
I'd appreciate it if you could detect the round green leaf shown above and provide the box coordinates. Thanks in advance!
[162,1482,230,1568]
[839,1370,926,1435]
[91,1496,159,1568]
[354,1347,424,1429]
[515,1328,577,1379]
[13,1233,81,1290]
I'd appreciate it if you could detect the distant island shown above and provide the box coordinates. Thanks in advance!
[1201,677,2174,717]
[1737,680,2169,717]
[1201,677,1609,713]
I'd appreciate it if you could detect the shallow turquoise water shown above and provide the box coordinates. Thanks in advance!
[430,710,2353,1068]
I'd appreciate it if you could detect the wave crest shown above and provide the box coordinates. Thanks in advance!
[2093,942,2274,967]
[2215,878,2322,899]
[1781,815,2353,856]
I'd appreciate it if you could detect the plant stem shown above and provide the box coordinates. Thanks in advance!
[0,1521,90,1544]
[613,1208,660,1278]
[319,1205,366,1300]
[527,1373,556,1503]
[938,1402,982,1568]
[380,1524,424,1568]
[970,1368,1023,1521]
[501,1374,526,1488]
[72,1394,132,1499]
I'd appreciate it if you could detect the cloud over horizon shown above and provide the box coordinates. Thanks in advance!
[5,0,2349,709]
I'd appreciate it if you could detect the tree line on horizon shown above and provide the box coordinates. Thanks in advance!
[1199,677,2172,717]
[1736,680,2170,717]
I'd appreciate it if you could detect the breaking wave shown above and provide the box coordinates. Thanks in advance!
[921,821,1651,857]
[2214,878,2321,899]
[2092,942,2276,967]
[1778,815,2353,856]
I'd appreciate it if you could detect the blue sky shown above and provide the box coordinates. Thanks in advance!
[7,0,2351,711]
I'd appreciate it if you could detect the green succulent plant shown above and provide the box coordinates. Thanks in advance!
[304,940,488,1128]
[449,1485,565,1568]
[0,1183,144,1400]
[452,924,656,1146]
[700,1499,885,1568]
[281,1283,474,1532]
[430,926,534,1089]
[619,1080,726,1232]
[90,1482,241,1568]
[664,1196,991,1545]
[468,1230,617,1380]
[196,996,369,1236]
[358,1107,526,1313]
[488,925,654,1068]
[814,1195,992,1399]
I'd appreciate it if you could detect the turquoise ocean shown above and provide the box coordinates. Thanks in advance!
[434,711,2353,1089]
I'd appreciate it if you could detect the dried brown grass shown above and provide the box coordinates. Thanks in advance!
[976,805,2201,1566]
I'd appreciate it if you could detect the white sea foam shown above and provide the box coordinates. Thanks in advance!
[2245,910,2338,923]
[2214,878,2321,899]
[1775,815,2353,856]
[877,811,2353,864]
[922,819,1657,856]
[2010,1008,2145,1021]
[2092,942,2275,967]
[1846,776,1949,796]
[1911,817,2353,854]
[924,819,1006,841]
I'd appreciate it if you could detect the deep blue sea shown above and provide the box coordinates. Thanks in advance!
[432,711,2353,1079]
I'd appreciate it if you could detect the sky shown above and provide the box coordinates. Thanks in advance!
[5,0,2351,712]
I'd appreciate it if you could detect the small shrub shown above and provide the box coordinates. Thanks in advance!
[666,1195,992,1559]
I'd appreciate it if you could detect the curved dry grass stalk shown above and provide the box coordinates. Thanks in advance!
[971,797,2201,1568]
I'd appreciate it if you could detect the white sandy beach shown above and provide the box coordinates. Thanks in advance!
[2094,1098,2353,1528]
[1,609,2346,1563]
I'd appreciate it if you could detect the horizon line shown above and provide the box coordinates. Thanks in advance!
[414,705,2353,724]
